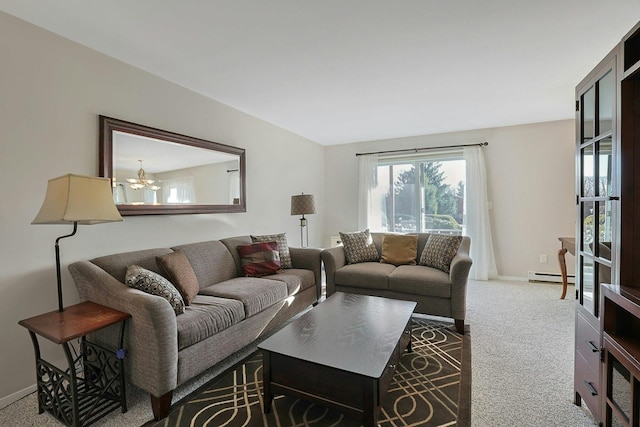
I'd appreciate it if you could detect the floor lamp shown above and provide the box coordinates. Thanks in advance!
[32,174,123,312]
[290,193,316,248]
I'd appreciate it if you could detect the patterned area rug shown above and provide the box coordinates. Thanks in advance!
[152,318,471,427]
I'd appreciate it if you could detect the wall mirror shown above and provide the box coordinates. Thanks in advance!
[99,116,246,215]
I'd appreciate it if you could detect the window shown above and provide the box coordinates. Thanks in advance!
[375,152,465,234]
[162,176,195,204]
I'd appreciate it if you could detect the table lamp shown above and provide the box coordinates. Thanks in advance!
[32,174,123,312]
[290,193,316,247]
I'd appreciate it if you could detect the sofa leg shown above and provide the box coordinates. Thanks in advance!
[454,319,465,335]
[151,391,173,420]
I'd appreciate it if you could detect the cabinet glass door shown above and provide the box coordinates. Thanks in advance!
[577,63,616,317]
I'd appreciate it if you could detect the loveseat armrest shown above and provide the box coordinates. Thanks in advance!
[449,249,473,322]
[68,260,179,398]
[289,247,323,301]
[320,246,346,297]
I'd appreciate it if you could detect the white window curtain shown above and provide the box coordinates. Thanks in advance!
[358,154,385,230]
[228,170,240,203]
[464,146,497,280]
[163,176,195,204]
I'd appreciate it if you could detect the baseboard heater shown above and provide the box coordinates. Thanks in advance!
[527,271,575,284]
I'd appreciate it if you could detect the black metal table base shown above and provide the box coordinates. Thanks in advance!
[28,329,127,426]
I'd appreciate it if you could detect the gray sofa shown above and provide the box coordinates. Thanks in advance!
[69,235,321,420]
[321,232,471,334]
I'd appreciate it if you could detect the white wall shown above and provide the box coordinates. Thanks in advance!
[323,120,576,279]
[0,12,324,405]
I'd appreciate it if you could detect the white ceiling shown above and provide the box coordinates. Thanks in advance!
[113,131,238,174]
[1,1,639,145]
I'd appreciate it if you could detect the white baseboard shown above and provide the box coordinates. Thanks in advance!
[0,384,35,410]
[528,271,576,284]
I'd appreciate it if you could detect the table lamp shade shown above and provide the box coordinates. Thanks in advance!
[290,194,316,216]
[32,174,123,225]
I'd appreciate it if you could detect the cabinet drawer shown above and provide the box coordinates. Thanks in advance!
[575,351,601,421]
[576,311,601,369]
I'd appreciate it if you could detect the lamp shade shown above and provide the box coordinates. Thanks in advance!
[32,174,123,225]
[290,194,316,216]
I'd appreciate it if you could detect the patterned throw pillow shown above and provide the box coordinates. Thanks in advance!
[237,242,282,277]
[251,233,292,269]
[339,229,379,264]
[380,234,418,266]
[125,265,185,315]
[156,251,200,306]
[419,234,463,273]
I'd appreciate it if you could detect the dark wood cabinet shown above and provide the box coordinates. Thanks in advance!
[574,20,640,427]
[574,45,618,426]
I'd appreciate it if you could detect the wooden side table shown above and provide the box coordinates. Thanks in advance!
[18,301,131,427]
[558,237,576,300]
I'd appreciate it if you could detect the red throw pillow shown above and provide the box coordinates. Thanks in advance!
[237,242,282,277]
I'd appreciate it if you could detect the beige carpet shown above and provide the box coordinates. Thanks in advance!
[466,279,596,426]
[0,279,597,426]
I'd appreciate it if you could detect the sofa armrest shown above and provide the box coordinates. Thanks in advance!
[320,246,346,297]
[68,261,179,397]
[289,247,323,301]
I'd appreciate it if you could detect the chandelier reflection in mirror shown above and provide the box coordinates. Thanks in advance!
[127,160,161,191]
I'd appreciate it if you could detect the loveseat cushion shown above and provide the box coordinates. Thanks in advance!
[340,229,379,264]
[419,234,463,273]
[199,277,288,317]
[268,269,316,295]
[389,265,451,298]
[176,295,245,350]
[335,262,395,290]
[171,241,238,289]
[380,234,418,266]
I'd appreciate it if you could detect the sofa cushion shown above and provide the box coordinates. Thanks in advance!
[92,248,173,283]
[199,277,288,317]
[125,265,185,315]
[268,269,316,295]
[380,234,418,266]
[251,233,292,269]
[176,295,245,350]
[419,234,463,273]
[237,241,281,277]
[339,229,380,264]
[156,251,200,305]
[389,265,451,298]
[335,262,395,290]
[171,241,238,289]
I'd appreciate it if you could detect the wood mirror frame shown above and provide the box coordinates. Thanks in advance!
[99,115,246,215]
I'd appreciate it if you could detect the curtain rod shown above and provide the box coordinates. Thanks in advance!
[355,141,488,157]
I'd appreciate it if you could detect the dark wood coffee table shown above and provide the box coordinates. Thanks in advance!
[259,292,416,427]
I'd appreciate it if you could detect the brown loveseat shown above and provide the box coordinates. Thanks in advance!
[321,231,472,334]
[69,235,321,420]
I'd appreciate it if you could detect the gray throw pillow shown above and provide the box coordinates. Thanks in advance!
[339,229,379,264]
[419,234,463,273]
[251,233,292,269]
[156,251,200,306]
[125,265,186,315]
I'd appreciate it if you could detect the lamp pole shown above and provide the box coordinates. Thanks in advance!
[53,222,78,312]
